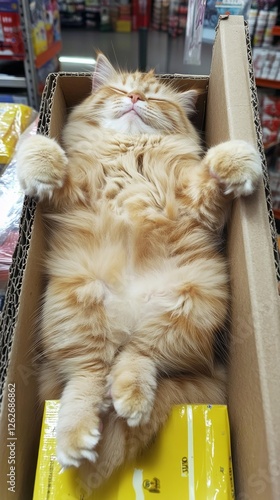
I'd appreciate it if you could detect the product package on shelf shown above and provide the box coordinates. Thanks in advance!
[100,6,111,31]
[250,3,280,84]
[203,0,251,42]
[0,1,61,59]
[58,0,85,27]
[151,0,187,37]
[258,92,280,230]
[258,93,280,149]
[132,0,152,30]
[85,0,118,31]
[33,402,235,500]
[29,0,61,57]
[168,0,187,38]
[269,167,280,211]
[0,4,25,59]
[151,0,173,32]
[249,7,278,48]
[0,93,28,104]
[37,56,59,93]
[0,108,38,310]
[253,47,280,82]
[116,3,132,32]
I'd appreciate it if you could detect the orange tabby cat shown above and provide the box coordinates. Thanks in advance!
[17,53,262,488]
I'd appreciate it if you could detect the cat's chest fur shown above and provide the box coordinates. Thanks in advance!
[48,132,208,336]
[57,131,205,280]
[92,133,188,224]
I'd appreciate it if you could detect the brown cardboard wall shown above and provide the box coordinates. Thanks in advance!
[205,17,280,499]
[0,207,45,498]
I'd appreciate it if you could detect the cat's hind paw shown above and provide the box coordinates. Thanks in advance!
[16,135,68,200]
[205,140,262,197]
[56,418,101,468]
[109,359,157,427]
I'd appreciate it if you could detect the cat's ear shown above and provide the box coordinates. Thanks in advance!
[92,53,116,92]
[177,89,198,116]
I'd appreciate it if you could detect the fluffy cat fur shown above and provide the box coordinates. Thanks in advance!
[17,53,262,489]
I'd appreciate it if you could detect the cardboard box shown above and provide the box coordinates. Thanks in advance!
[33,402,234,499]
[0,15,280,500]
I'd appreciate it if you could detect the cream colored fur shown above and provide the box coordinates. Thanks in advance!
[16,53,262,488]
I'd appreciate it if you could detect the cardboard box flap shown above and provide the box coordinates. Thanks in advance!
[45,72,209,137]
[206,16,280,499]
[209,16,280,280]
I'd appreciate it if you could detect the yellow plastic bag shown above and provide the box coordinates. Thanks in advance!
[0,104,33,165]
[33,401,235,499]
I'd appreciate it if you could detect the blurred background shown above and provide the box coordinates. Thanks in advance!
[0,0,278,104]
[0,1,279,106]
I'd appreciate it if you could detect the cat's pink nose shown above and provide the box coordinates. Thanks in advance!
[128,93,142,104]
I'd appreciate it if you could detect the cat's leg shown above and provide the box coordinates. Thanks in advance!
[40,282,116,469]
[181,140,262,230]
[109,257,229,426]
[56,372,106,468]
[204,140,262,197]
[108,352,157,426]
[38,361,64,401]
[79,367,226,490]
[16,135,68,201]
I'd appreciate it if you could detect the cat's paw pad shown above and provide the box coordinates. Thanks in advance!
[56,420,101,468]
[17,135,68,199]
[111,373,156,427]
[206,140,262,197]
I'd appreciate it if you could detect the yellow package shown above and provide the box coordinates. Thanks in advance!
[33,401,235,499]
[32,21,48,56]
[0,104,33,164]
[115,20,132,32]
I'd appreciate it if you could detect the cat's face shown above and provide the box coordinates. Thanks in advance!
[84,54,197,136]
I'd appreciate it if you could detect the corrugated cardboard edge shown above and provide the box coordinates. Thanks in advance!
[243,21,280,280]
[208,16,280,499]
[0,74,59,498]
[0,195,35,397]
[0,74,51,406]
[0,73,60,406]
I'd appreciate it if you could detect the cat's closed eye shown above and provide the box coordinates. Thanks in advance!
[110,87,127,96]
[111,87,172,107]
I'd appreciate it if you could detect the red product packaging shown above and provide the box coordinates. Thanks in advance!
[132,0,152,30]
[262,116,280,132]
[263,96,280,117]
[0,11,24,59]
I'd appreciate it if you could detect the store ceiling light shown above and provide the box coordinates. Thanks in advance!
[59,56,96,65]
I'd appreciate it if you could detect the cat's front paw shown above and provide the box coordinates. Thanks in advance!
[56,413,101,468]
[109,361,157,427]
[205,140,262,197]
[16,135,68,200]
